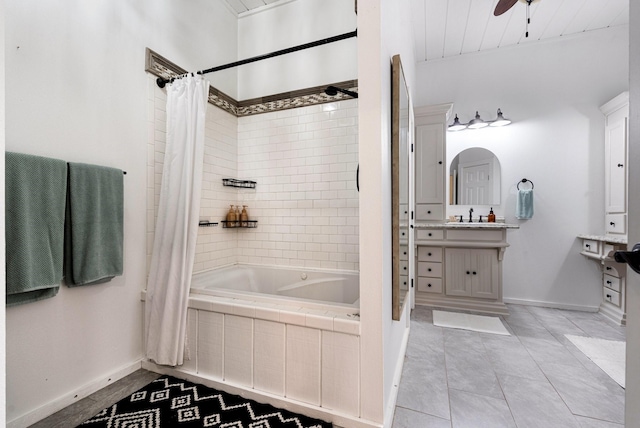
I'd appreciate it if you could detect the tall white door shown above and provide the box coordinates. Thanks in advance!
[459,161,492,205]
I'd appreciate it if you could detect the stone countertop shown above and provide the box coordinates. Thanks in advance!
[577,234,627,245]
[415,223,520,230]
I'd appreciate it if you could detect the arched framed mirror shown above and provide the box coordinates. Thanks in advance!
[449,148,501,205]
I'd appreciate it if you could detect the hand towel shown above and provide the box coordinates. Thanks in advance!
[6,152,67,306]
[516,189,534,219]
[65,162,124,286]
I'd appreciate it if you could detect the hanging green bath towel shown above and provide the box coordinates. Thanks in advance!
[65,162,123,286]
[6,152,68,306]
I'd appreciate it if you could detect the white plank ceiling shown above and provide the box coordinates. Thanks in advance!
[223,0,629,62]
[412,0,629,62]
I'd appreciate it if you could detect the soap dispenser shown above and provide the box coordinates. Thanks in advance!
[240,205,249,227]
[226,205,237,227]
[488,207,496,223]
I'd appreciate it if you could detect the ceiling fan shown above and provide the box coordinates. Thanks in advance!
[494,0,539,37]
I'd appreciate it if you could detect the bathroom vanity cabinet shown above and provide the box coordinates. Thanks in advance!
[414,225,516,315]
[577,92,629,325]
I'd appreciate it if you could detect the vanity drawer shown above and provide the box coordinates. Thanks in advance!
[417,277,443,293]
[603,274,621,293]
[416,229,444,240]
[604,265,621,278]
[606,214,626,234]
[418,261,442,278]
[417,246,443,262]
[603,288,621,307]
[400,275,409,292]
[582,240,599,254]
[446,229,503,242]
[416,204,444,221]
[400,261,409,275]
[400,245,408,261]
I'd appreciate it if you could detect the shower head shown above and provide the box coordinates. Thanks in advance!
[324,85,359,99]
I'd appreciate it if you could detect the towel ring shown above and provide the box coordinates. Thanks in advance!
[517,178,534,190]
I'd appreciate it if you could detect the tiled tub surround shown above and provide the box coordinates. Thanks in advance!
[236,100,359,270]
[147,74,359,274]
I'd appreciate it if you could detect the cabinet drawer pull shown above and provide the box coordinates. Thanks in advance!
[427,283,432,288]
[607,294,612,299]
[466,271,470,275]
[428,233,432,237]
[607,280,612,285]
[403,267,407,271]
[403,251,407,255]
[618,163,624,167]
[606,266,612,270]
[427,210,432,214]
[428,252,432,256]
[610,222,616,226]
[428,268,432,272]
[473,271,477,275]
[438,161,443,165]
[585,244,591,249]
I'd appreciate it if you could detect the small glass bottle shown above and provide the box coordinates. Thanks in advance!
[488,207,496,223]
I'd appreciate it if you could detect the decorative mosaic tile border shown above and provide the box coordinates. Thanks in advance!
[145,48,357,117]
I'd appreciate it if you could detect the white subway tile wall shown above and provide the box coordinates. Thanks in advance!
[147,75,359,274]
[236,101,359,270]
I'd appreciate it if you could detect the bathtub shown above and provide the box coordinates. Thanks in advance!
[190,264,360,314]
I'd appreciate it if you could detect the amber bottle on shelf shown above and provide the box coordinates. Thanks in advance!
[240,205,249,227]
[488,207,496,223]
[226,205,237,226]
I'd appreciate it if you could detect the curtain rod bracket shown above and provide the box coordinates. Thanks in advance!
[155,29,357,89]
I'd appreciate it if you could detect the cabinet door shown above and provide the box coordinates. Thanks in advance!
[415,124,444,205]
[470,249,499,299]
[444,248,471,297]
[605,117,627,213]
[445,248,498,299]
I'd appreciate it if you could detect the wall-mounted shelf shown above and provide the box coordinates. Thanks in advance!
[199,221,218,227]
[222,178,256,189]
[221,220,258,229]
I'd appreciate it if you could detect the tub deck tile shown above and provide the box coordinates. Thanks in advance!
[333,314,360,335]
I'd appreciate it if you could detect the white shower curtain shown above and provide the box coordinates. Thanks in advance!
[145,74,209,366]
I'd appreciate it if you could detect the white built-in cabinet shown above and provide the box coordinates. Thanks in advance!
[603,92,629,235]
[412,104,513,316]
[414,105,448,222]
[577,92,629,325]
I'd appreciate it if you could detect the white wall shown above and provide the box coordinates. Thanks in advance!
[357,0,416,424]
[415,26,629,310]
[4,0,237,424]
[237,0,357,100]
[0,0,7,423]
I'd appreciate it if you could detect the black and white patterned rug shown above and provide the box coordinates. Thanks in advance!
[78,375,332,428]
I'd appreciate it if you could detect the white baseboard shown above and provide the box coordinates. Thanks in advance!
[503,298,599,313]
[7,360,143,428]
[383,324,410,428]
[142,361,381,428]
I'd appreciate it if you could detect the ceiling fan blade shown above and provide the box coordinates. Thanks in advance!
[494,0,518,16]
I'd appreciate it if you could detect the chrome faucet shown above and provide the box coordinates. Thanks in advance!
[469,207,474,222]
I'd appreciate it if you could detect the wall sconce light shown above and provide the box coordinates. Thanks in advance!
[448,109,511,131]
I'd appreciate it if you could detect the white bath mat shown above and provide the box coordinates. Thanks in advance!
[565,334,626,388]
[432,310,510,336]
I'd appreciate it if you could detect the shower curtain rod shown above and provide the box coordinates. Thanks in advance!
[156,29,357,88]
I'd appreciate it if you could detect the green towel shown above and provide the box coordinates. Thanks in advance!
[65,162,123,286]
[6,152,68,306]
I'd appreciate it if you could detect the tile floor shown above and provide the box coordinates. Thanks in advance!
[393,304,626,428]
[28,304,626,428]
